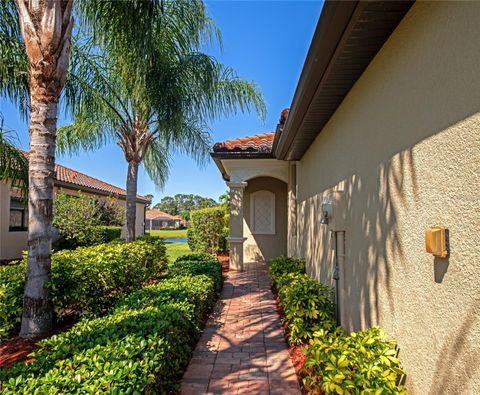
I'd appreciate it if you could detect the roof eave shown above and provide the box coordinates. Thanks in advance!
[275,0,414,160]
[210,151,275,182]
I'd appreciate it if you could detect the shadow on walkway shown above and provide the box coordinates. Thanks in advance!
[181,262,301,395]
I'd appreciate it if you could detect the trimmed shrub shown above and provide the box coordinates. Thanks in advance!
[278,272,335,343]
[173,252,216,262]
[302,327,409,395]
[269,255,409,394]
[0,252,221,394]
[169,253,223,293]
[0,262,25,340]
[270,255,306,286]
[95,225,122,243]
[187,207,226,254]
[0,238,166,341]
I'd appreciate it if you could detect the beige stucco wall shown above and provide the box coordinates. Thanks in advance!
[244,177,287,262]
[291,2,480,394]
[0,181,29,260]
[0,183,146,260]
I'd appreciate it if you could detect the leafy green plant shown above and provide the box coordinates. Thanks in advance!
[278,273,336,343]
[95,225,122,243]
[0,251,222,394]
[187,207,226,254]
[0,261,25,340]
[97,196,125,226]
[53,192,102,249]
[270,255,306,286]
[302,327,409,395]
[268,255,409,394]
[169,254,223,293]
[0,238,166,341]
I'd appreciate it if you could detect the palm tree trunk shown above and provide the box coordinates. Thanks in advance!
[16,0,74,337]
[126,161,139,242]
[20,98,58,337]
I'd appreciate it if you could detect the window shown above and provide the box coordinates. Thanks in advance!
[9,199,28,232]
[250,190,275,235]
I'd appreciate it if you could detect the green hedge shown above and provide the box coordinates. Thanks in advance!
[96,225,122,243]
[269,256,409,394]
[169,253,223,293]
[0,237,166,341]
[0,253,221,394]
[187,207,226,254]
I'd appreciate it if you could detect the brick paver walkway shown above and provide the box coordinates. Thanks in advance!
[181,262,301,395]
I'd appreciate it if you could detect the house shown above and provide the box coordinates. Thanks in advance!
[0,162,151,261]
[211,1,480,393]
[145,209,182,230]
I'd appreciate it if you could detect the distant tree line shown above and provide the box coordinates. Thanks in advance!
[153,194,219,220]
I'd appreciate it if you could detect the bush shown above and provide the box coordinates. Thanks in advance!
[0,238,166,341]
[97,196,125,226]
[269,255,409,394]
[278,273,335,343]
[302,327,409,395]
[0,263,25,340]
[53,192,103,249]
[187,207,226,254]
[169,253,223,293]
[270,255,306,286]
[0,252,221,394]
[95,225,122,243]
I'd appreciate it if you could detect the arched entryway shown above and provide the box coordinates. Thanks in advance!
[243,177,287,263]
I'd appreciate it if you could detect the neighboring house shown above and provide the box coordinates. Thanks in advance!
[0,162,151,261]
[145,209,182,230]
[211,1,480,394]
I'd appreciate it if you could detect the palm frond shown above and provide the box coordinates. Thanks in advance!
[0,116,28,197]
[0,0,29,119]
[143,138,171,188]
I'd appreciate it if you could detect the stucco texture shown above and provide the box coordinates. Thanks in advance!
[292,2,480,394]
[244,177,287,262]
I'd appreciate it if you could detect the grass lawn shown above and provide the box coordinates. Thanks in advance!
[148,229,188,238]
[165,242,191,263]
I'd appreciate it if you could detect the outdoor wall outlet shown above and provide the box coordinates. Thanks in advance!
[425,226,448,258]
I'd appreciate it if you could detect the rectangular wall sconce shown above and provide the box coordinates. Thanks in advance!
[425,226,448,258]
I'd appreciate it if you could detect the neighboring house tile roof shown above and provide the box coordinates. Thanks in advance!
[146,209,182,221]
[212,132,275,153]
[54,163,150,203]
[12,150,150,203]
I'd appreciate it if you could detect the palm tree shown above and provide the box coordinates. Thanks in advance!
[11,0,74,338]
[57,14,265,242]
[1,0,222,338]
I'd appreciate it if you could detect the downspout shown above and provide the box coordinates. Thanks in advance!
[333,231,345,326]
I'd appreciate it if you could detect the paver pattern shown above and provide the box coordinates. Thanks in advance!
[181,262,301,395]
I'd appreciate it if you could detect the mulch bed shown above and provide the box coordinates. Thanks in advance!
[0,316,76,369]
[216,252,229,273]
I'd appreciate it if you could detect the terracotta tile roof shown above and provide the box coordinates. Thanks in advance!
[213,132,275,153]
[54,163,150,203]
[146,209,182,221]
[14,150,150,203]
[212,109,290,155]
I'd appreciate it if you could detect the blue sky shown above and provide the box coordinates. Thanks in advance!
[0,1,323,205]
